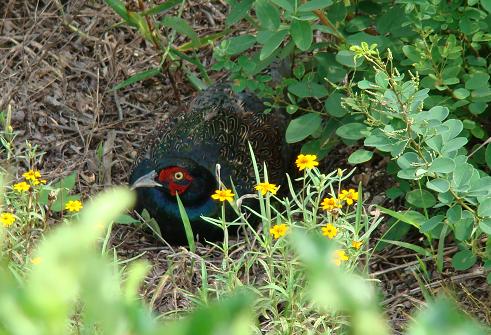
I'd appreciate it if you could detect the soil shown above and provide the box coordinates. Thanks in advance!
[1,1,489,333]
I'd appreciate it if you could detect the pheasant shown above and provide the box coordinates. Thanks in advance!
[130,83,289,244]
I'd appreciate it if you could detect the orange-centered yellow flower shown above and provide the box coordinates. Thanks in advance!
[352,240,363,250]
[211,189,235,202]
[321,223,338,239]
[255,182,279,196]
[0,213,16,227]
[270,223,288,239]
[295,154,319,171]
[333,249,349,266]
[13,181,30,192]
[65,200,83,212]
[321,197,342,212]
[22,169,41,181]
[339,188,359,205]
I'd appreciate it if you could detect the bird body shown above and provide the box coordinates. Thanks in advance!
[130,84,289,244]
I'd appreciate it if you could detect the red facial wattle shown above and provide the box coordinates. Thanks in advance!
[158,167,193,196]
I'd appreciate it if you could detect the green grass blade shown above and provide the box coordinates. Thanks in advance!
[176,194,196,252]
[113,67,161,91]
[378,239,432,257]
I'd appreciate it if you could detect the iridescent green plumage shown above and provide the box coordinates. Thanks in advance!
[130,83,289,244]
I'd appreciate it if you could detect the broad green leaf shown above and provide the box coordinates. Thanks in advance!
[428,157,455,173]
[454,215,473,241]
[452,163,474,191]
[285,113,322,143]
[421,215,444,232]
[441,137,467,154]
[451,249,477,270]
[162,16,198,44]
[426,178,450,193]
[469,102,487,114]
[336,123,370,140]
[223,35,256,55]
[290,18,313,51]
[397,152,421,169]
[255,0,280,30]
[482,0,491,13]
[226,0,254,25]
[324,92,346,117]
[465,72,489,90]
[479,218,491,234]
[298,0,333,11]
[335,50,363,68]
[478,198,491,217]
[114,214,140,224]
[271,0,294,12]
[453,88,470,99]
[406,189,436,208]
[288,81,328,98]
[348,149,373,164]
[259,30,288,60]
[412,106,449,123]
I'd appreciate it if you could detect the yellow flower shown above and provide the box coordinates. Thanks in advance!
[337,168,343,177]
[270,223,288,239]
[333,249,349,266]
[0,213,16,227]
[31,257,42,265]
[321,223,338,239]
[211,189,235,202]
[13,181,30,192]
[31,179,47,186]
[255,182,279,196]
[352,240,363,250]
[295,154,319,171]
[65,200,83,212]
[339,188,359,205]
[22,170,41,181]
[321,197,342,212]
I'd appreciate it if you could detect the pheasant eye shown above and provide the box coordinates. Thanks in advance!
[174,171,184,180]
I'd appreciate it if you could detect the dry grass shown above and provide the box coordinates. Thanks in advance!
[1,0,489,332]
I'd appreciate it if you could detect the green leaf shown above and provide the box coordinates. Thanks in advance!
[113,67,161,90]
[379,239,432,256]
[478,198,491,217]
[406,189,436,208]
[104,0,130,22]
[298,0,333,11]
[397,152,421,170]
[144,0,185,16]
[465,72,489,90]
[162,16,198,44]
[348,149,373,164]
[428,157,455,173]
[482,0,491,13]
[413,106,449,123]
[324,92,346,117]
[259,30,288,60]
[271,0,294,12]
[453,88,470,100]
[255,0,280,30]
[114,214,140,224]
[441,137,467,154]
[426,178,450,193]
[288,81,328,98]
[335,50,363,68]
[421,215,445,233]
[223,35,256,55]
[451,250,477,270]
[226,0,254,25]
[336,122,370,140]
[485,143,491,169]
[285,113,322,143]
[469,102,487,115]
[290,19,313,51]
[479,218,491,235]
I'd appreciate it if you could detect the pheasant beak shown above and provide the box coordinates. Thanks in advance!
[130,170,162,190]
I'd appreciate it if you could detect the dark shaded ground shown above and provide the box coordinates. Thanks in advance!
[1,1,489,333]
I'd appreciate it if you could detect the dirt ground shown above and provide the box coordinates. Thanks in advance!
[1,1,489,333]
